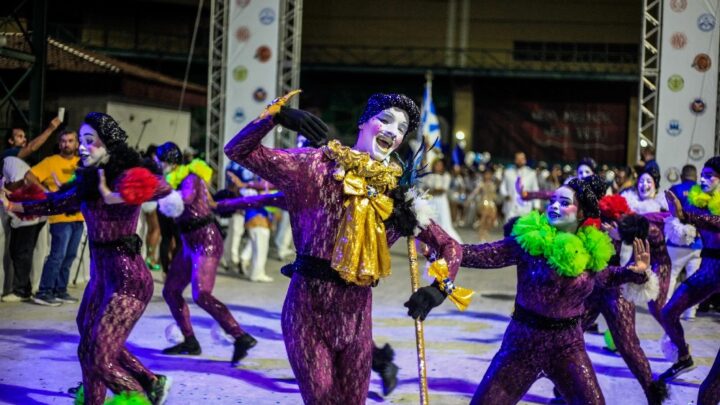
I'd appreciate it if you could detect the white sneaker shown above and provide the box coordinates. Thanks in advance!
[250,275,274,283]
[1,293,26,303]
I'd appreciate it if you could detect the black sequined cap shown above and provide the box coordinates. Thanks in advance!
[357,93,420,135]
[156,142,183,165]
[83,112,128,151]
[704,156,720,175]
[566,175,604,219]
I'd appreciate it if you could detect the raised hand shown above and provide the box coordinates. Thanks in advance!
[601,221,620,241]
[627,238,651,273]
[664,190,684,221]
[275,107,329,147]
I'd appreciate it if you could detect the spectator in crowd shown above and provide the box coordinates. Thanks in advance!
[27,130,84,306]
[466,168,498,242]
[3,117,62,161]
[422,159,462,241]
[499,151,539,222]
[0,157,46,303]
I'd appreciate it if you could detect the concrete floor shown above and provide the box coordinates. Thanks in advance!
[0,228,718,405]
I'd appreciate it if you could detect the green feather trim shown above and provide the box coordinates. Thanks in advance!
[166,159,214,189]
[74,385,85,405]
[104,391,151,405]
[577,226,614,272]
[511,211,556,256]
[511,212,613,277]
[547,233,589,277]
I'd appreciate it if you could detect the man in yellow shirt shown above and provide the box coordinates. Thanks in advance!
[28,130,84,306]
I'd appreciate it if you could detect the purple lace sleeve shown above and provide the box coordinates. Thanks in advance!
[461,237,521,269]
[215,192,287,215]
[522,190,552,201]
[20,186,81,216]
[684,207,720,231]
[224,116,303,192]
[179,174,199,204]
[152,177,172,200]
[415,221,463,280]
[596,265,648,288]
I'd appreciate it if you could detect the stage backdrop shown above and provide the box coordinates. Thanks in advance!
[475,100,629,165]
[656,0,719,187]
[222,0,280,177]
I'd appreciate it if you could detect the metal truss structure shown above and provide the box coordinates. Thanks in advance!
[637,0,662,159]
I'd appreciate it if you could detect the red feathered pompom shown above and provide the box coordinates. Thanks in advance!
[118,167,159,205]
[9,183,48,220]
[583,218,602,229]
[599,194,631,221]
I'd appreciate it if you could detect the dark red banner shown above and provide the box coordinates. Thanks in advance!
[474,101,628,165]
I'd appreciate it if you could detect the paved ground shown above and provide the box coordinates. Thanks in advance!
[0,227,718,404]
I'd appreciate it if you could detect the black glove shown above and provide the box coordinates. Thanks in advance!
[275,106,329,147]
[404,282,447,321]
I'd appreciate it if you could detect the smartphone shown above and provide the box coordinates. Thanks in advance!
[58,107,65,123]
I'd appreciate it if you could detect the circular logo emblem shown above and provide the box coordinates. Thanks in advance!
[253,87,267,102]
[233,107,246,124]
[666,167,680,183]
[690,98,706,115]
[236,0,251,8]
[259,8,276,25]
[689,144,705,160]
[666,119,682,136]
[698,13,716,32]
[235,26,251,42]
[255,46,272,62]
[670,0,687,12]
[670,32,687,49]
[692,53,712,72]
[667,74,685,92]
[232,65,248,82]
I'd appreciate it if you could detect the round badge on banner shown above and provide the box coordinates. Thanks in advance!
[666,167,680,183]
[255,46,272,62]
[666,119,682,136]
[697,13,716,32]
[690,98,706,115]
[667,74,684,92]
[259,8,276,25]
[670,32,687,49]
[689,144,705,161]
[670,0,687,12]
[233,65,248,82]
[692,54,711,72]
[253,87,267,102]
[235,26,251,42]
[233,107,246,124]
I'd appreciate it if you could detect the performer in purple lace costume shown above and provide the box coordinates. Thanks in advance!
[225,92,463,404]
[461,177,651,405]
[155,142,256,363]
[4,113,172,405]
[661,156,720,404]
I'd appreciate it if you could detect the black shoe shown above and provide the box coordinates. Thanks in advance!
[646,379,669,405]
[162,335,201,355]
[659,356,695,381]
[372,343,399,396]
[32,294,62,307]
[147,375,172,405]
[55,292,79,304]
[232,334,257,365]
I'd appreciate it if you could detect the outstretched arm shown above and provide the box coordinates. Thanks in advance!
[462,237,521,269]
[215,192,287,216]
[17,117,61,160]
[3,186,80,216]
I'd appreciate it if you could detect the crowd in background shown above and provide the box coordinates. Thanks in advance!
[2,120,719,315]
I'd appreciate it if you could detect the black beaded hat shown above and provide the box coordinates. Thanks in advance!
[357,93,420,135]
[83,112,127,151]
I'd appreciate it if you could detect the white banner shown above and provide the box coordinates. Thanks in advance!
[222,0,280,180]
[656,0,719,187]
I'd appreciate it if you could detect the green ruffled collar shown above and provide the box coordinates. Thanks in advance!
[511,211,614,277]
[687,184,720,215]
[166,159,213,189]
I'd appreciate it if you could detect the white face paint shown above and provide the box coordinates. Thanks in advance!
[577,164,594,180]
[354,107,409,162]
[78,124,109,167]
[637,173,656,200]
[546,186,579,230]
[700,167,720,193]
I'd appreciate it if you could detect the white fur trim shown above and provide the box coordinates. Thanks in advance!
[406,188,437,235]
[164,323,183,344]
[621,190,665,214]
[664,216,697,246]
[619,242,633,266]
[660,333,679,363]
[158,190,185,218]
[621,269,660,304]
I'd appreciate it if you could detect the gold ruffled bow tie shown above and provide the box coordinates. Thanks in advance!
[428,259,475,311]
[331,171,394,286]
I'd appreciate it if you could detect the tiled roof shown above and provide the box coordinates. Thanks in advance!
[0,32,205,93]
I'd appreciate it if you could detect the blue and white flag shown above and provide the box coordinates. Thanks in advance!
[419,79,441,149]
